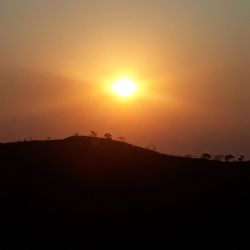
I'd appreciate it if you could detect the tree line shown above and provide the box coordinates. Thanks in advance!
[201,153,245,162]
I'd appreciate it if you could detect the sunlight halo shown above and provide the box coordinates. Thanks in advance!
[112,78,138,97]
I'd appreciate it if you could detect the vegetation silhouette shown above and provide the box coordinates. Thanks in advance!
[0,136,249,248]
[104,133,112,140]
[239,155,245,162]
[90,130,97,137]
[201,153,211,160]
[225,154,235,162]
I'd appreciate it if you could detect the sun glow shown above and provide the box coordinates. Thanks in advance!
[112,78,138,97]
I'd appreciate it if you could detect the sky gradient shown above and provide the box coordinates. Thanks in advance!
[0,0,250,157]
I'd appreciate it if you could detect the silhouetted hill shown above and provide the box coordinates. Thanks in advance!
[0,136,250,248]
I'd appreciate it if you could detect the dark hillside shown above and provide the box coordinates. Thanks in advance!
[0,136,250,248]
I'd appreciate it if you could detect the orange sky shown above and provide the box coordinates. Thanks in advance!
[0,0,250,157]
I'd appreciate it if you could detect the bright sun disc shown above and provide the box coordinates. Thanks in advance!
[112,78,138,97]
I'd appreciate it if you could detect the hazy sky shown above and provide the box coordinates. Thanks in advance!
[0,0,250,157]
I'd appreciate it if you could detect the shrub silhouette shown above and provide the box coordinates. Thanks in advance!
[225,154,234,162]
[201,153,211,160]
[238,155,245,162]
[90,131,97,137]
[104,133,112,140]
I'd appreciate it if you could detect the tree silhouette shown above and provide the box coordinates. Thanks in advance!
[104,133,112,140]
[201,153,211,160]
[90,131,97,137]
[238,155,245,162]
[225,154,234,162]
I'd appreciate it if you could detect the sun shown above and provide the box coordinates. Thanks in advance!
[112,78,138,97]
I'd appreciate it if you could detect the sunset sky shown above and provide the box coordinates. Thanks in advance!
[0,0,250,157]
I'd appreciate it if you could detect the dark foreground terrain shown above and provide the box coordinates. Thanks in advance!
[0,136,250,248]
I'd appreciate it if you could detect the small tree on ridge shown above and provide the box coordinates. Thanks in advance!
[104,133,112,140]
[201,153,211,160]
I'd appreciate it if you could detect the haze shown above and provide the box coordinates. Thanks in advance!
[0,0,250,157]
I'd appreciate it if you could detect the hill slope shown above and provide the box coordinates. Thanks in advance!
[0,136,250,247]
